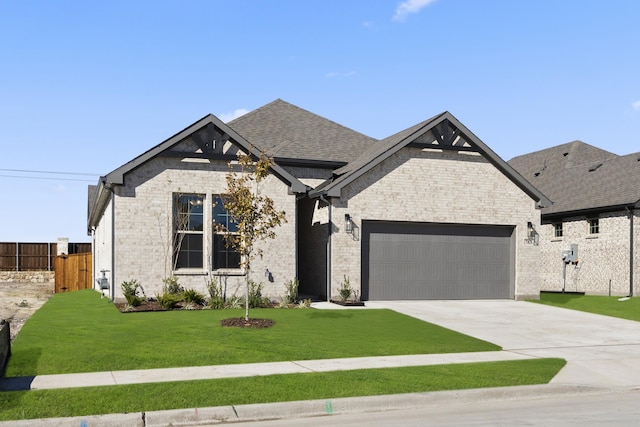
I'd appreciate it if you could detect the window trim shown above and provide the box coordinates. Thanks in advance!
[173,193,205,271]
[588,217,600,235]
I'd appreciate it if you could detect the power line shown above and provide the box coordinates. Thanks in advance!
[0,174,96,183]
[0,168,98,176]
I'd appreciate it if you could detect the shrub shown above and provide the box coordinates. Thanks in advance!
[182,288,206,306]
[338,275,352,302]
[121,279,145,307]
[225,295,243,309]
[207,278,225,309]
[248,280,269,308]
[283,278,299,304]
[162,276,184,295]
[298,298,312,308]
[157,292,181,310]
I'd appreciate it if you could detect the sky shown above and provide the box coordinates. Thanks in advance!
[1,0,639,242]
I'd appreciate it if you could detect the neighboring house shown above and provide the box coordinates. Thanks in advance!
[88,99,550,302]
[509,141,640,296]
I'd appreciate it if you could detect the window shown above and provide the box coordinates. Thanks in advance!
[554,223,563,238]
[173,194,204,269]
[589,218,599,235]
[212,196,241,269]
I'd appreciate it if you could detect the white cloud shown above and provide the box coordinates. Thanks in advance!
[393,0,438,22]
[363,21,374,28]
[632,100,640,111]
[219,108,249,123]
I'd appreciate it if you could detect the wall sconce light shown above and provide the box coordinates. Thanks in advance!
[345,214,353,234]
[526,221,539,246]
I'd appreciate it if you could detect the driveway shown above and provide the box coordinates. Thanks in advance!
[367,300,640,389]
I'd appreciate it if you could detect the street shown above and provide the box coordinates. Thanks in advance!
[222,388,640,426]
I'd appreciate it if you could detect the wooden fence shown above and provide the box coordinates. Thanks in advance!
[54,253,93,293]
[0,242,91,271]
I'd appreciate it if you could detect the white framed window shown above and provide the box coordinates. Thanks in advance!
[173,193,204,269]
[589,218,599,235]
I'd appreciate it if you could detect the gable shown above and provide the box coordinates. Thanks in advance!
[312,112,551,207]
[88,113,307,233]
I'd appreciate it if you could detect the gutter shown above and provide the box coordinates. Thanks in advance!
[319,194,332,302]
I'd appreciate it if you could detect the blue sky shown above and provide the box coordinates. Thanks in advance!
[1,0,639,242]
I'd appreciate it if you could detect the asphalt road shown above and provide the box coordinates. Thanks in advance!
[222,388,640,426]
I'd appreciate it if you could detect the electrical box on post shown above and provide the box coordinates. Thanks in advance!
[562,244,578,264]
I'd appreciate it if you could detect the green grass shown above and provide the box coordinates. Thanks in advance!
[0,358,566,421]
[7,290,500,376]
[531,292,640,321]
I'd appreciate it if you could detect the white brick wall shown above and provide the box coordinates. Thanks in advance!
[539,210,638,296]
[99,154,296,301]
[327,148,542,300]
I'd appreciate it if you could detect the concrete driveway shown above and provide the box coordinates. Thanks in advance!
[367,300,640,389]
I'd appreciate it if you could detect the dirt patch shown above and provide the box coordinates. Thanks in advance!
[220,317,275,328]
[0,281,54,341]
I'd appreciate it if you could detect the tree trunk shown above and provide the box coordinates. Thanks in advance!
[244,270,250,321]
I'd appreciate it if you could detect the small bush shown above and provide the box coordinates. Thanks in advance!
[121,279,145,307]
[182,288,206,306]
[162,276,184,295]
[338,275,352,302]
[207,278,225,309]
[248,280,269,308]
[225,295,243,309]
[284,278,299,304]
[298,298,312,308]
[157,292,181,310]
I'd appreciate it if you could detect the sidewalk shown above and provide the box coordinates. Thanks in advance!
[0,350,532,392]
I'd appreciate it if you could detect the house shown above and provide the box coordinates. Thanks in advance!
[509,141,640,296]
[88,99,550,302]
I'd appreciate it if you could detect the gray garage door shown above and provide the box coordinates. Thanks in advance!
[362,221,514,300]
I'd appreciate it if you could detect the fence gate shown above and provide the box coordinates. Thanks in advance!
[55,253,93,293]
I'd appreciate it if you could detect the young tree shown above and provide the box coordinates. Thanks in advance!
[220,150,287,322]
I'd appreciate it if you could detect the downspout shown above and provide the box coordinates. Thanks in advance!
[110,187,116,302]
[319,194,332,302]
[628,206,635,297]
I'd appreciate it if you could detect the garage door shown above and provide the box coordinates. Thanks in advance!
[362,221,514,300]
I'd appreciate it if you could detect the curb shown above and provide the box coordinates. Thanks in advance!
[0,384,610,426]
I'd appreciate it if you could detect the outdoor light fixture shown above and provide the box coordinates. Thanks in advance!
[526,221,539,246]
[345,214,353,234]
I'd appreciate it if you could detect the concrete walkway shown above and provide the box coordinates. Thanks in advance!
[0,351,531,392]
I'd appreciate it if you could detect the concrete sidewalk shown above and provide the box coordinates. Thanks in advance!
[0,350,531,391]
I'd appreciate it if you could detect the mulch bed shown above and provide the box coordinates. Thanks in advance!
[220,318,275,328]
[114,300,169,312]
[113,301,275,328]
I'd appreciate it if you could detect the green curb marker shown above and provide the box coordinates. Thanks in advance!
[325,400,333,414]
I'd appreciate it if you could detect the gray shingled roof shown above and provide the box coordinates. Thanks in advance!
[508,141,640,216]
[229,99,377,163]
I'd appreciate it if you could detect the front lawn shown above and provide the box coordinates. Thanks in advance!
[532,292,640,322]
[0,358,566,421]
[7,290,500,376]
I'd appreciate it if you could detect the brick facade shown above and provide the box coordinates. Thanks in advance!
[94,152,297,301]
[539,210,639,296]
[324,148,542,300]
